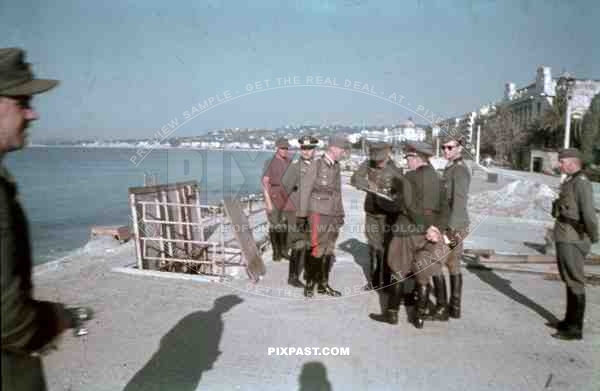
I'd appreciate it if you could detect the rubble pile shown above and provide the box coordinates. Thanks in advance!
[469,179,557,221]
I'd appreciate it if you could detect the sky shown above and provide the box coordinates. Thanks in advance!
[1,0,598,141]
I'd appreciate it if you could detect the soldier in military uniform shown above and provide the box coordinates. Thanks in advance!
[262,138,293,262]
[350,141,402,291]
[1,48,93,391]
[281,135,319,287]
[370,142,447,327]
[548,148,598,340]
[439,134,471,319]
[297,134,348,298]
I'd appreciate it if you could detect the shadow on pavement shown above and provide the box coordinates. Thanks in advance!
[298,361,332,391]
[123,294,244,391]
[465,260,559,323]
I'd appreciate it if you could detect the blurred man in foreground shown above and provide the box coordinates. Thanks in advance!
[1,48,92,391]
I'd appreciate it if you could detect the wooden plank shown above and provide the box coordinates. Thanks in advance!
[223,195,265,282]
[129,193,143,271]
[128,181,198,195]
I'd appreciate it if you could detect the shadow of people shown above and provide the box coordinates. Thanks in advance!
[465,260,559,323]
[298,361,333,391]
[123,294,244,391]
[337,238,370,281]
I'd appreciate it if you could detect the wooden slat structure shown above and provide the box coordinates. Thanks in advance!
[128,180,267,280]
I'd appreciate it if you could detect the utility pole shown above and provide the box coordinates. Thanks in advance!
[563,97,572,149]
[476,124,481,165]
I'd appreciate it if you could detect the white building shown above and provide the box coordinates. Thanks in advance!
[359,118,426,144]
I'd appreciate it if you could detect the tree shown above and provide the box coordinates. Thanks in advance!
[578,92,600,164]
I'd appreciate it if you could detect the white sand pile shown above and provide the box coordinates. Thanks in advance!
[469,179,557,221]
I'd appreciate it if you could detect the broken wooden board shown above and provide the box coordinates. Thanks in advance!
[464,249,600,265]
[464,260,600,285]
[223,195,265,283]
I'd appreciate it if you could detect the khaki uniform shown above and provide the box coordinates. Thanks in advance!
[442,158,471,275]
[282,157,313,250]
[553,170,598,294]
[263,155,293,260]
[297,154,344,258]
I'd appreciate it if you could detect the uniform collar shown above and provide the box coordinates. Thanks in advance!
[567,169,584,181]
[448,157,463,167]
[323,153,335,166]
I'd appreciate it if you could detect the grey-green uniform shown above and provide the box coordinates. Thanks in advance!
[281,135,319,288]
[350,141,403,290]
[441,156,471,319]
[297,134,348,297]
[550,148,598,340]
[371,142,449,327]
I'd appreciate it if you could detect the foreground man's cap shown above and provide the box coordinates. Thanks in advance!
[0,48,58,96]
[558,148,582,160]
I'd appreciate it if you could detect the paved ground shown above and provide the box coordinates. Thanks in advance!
[33,169,600,391]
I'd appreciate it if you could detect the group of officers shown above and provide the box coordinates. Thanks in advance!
[262,132,472,329]
[262,133,598,339]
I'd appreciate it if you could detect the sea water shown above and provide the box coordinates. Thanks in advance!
[5,146,279,264]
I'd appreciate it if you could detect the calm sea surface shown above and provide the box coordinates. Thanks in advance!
[5,147,277,264]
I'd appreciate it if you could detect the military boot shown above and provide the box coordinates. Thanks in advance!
[303,256,317,298]
[369,281,402,325]
[427,275,449,321]
[449,274,463,319]
[317,255,341,297]
[546,288,575,331]
[279,231,290,260]
[270,229,281,262]
[288,249,305,288]
[363,246,379,291]
[414,283,431,329]
[552,293,585,341]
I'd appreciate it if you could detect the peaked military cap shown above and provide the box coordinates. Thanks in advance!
[328,133,350,149]
[298,135,319,149]
[405,141,434,157]
[368,141,392,161]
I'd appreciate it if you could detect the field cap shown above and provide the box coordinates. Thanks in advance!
[0,48,58,96]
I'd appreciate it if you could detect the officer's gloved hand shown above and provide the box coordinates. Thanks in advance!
[65,307,94,337]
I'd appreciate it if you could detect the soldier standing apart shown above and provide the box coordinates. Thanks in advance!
[548,148,598,340]
[281,135,319,287]
[262,138,293,262]
[1,48,92,391]
[350,141,402,291]
[297,134,348,298]
[371,142,446,328]
[440,135,471,319]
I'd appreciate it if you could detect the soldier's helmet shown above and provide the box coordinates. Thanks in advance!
[298,135,319,149]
